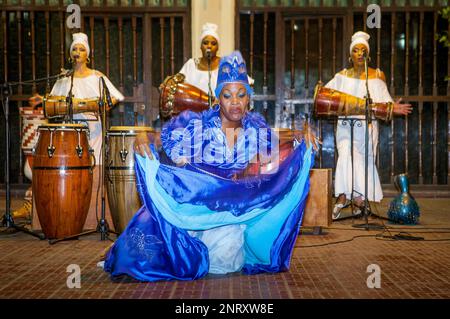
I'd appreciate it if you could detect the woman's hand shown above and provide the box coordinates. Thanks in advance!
[28,94,43,108]
[393,98,413,116]
[134,132,153,159]
[295,122,322,152]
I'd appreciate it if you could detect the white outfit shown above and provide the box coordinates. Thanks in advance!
[179,58,219,96]
[179,58,254,97]
[50,72,124,161]
[325,69,393,202]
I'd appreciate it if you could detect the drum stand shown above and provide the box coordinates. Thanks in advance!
[49,78,117,244]
[1,83,45,239]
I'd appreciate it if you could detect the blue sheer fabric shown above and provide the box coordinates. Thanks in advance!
[104,109,314,282]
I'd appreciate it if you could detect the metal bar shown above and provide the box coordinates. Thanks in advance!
[250,12,254,78]
[160,17,165,84]
[143,13,154,125]
[274,11,285,128]
[418,11,423,184]
[17,11,22,95]
[118,16,124,126]
[290,19,295,93]
[333,17,338,167]
[405,12,410,174]
[170,16,175,75]
[390,12,396,183]
[433,11,437,184]
[2,11,7,84]
[45,11,50,93]
[59,10,64,70]
[31,11,36,93]
[89,16,95,69]
[448,20,450,184]
[118,17,124,92]
[332,17,336,76]
[263,11,268,116]
[318,17,323,84]
[104,17,110,77]
[305,18,309,93]
[318,17,323,168]
[132,16,138,90]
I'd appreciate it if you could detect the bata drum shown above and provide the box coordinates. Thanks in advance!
[43,95,99,118]
[159,73,210,119]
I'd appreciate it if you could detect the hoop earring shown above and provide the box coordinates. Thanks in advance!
[87,57,91,63]
[348,57,353,64]
[367,56,371,62]
[68,57,73,64]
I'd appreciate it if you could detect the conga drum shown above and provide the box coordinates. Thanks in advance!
[32,124,94,239]
[106,126,156,234]
[159,73,210,119]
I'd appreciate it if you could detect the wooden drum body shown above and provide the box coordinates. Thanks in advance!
[32,124,94,239]
[159,73,210,119]
[43,95,99,119]
[313,84,394,121]
[106,126,156,234]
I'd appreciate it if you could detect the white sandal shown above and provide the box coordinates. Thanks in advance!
[332,200,351,220]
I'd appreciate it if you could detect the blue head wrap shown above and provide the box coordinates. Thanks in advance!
[214,50,253,98]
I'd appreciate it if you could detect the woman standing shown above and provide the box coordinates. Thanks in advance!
[325,31,412,220]
[18,32,124,224]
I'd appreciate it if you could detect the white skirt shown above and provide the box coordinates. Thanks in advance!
[334,118,383,202]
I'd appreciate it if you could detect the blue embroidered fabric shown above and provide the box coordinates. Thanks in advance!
[104,108,314,282]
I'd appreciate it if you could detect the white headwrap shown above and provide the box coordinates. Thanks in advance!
[350,31,370,55]
[70,32,90,57]
[200,22,220,43]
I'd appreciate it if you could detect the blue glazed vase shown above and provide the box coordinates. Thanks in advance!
[387,174,420,224]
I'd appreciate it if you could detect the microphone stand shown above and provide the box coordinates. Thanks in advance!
[66,67,75,123]
[97,77,116,240]
[1,82,45,239]
[352,55,390,230]
[207,52,213,108]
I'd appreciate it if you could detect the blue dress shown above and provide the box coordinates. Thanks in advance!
[104,106,314,281]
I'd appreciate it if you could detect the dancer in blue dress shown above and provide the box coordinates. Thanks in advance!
[103,51,316,282]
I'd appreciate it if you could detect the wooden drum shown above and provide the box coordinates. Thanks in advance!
[43,95,99,119]
[106,126,156,234]
[32,124,95,239]
[159,73,210,119]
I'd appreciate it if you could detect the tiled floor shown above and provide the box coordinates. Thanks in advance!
[1,196,449,299]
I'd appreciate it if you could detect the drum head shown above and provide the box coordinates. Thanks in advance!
[108,126,155,135]
[37,123,88,131]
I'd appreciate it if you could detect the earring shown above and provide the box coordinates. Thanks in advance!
[348,56,352,64]
[87,57,91,63]
[68,57,73,64]
[367,56,371,62]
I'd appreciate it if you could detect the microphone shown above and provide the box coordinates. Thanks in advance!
[206,49,211,59]
[100,76,113,108]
